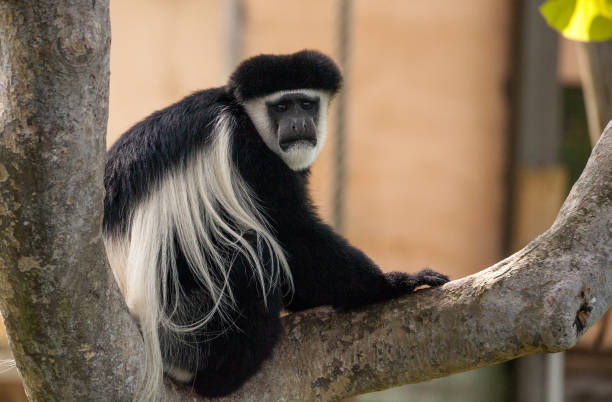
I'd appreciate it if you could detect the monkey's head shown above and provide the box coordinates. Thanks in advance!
[229,50,342,171]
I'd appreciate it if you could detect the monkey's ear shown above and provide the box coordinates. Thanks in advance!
[228,50,342,102]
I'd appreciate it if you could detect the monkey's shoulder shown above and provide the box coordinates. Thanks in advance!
[107,88,232,165]
[103,87,235,233]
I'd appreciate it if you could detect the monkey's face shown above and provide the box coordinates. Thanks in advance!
[243,89,330,171]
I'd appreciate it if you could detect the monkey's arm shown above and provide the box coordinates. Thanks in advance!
[281,219,448,312]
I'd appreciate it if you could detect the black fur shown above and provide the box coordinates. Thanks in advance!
[228,50,342,102]
[103,51,448,397]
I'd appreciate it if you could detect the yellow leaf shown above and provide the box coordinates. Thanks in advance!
[540,0,612,42]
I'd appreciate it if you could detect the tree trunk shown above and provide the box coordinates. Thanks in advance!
[0,2,142,401]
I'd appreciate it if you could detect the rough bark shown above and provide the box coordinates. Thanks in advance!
[0,2,142,401]
[0,2,610,402]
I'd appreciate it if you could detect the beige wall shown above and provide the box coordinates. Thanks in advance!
[108,0,511,280]
[346,1,509,276]
[108,0,224,143]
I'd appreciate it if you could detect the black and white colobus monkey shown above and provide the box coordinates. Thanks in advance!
[103,50,448,399]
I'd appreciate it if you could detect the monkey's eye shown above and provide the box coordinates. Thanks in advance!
[273,103,288,113]
[301,101,313,110]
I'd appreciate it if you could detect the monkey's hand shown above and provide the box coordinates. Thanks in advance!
[385,269,449,296]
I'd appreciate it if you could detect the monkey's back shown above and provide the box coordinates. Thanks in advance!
[103,87,231,236]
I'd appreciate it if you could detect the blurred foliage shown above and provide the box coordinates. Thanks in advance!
[561,87,592,188]
[540,0,612,41]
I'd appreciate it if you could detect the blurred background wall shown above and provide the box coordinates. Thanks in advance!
[1,1,609,401]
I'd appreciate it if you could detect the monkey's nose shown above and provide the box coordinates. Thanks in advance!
[291,120,308,132]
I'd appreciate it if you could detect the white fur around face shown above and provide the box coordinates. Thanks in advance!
[243,89,331,171]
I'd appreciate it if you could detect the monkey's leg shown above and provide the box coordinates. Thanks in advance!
[191,298,283,397]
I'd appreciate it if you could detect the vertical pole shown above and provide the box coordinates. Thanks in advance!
[546,353,564,402]
[576,41,612,146]
[224,0,244,78]
[333,0,352,232]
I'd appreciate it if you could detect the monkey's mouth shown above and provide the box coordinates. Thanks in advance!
[279,137,317,151]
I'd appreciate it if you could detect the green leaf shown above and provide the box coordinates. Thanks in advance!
[540,0,612,42]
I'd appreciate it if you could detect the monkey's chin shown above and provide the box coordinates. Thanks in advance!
[281,143,319,171]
